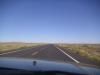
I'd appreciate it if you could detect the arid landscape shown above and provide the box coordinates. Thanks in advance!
[0,42,41,53]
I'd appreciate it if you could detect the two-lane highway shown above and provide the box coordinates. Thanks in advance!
[0,44,99,66]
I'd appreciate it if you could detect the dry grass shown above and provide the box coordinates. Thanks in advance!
[58,44,100,64]
[0,42,41,53]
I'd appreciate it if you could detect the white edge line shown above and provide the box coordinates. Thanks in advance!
[56,47,80,63]
[0,49,23,55]
[0,46,41,56]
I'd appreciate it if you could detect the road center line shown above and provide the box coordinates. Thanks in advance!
[56,47,80,63]
[31,46,47,56]
[40,47,47,50]
[32,51,38,55]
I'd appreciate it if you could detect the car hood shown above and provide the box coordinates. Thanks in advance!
[0,57,100,75]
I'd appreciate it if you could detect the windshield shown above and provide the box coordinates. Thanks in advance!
[0,0,100,70]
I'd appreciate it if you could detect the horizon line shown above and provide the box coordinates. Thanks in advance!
[0,41,100,44]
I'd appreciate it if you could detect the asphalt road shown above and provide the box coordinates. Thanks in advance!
[0,44,99,66]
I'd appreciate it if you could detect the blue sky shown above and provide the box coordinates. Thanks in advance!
[0,0,100,43]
